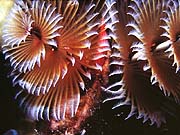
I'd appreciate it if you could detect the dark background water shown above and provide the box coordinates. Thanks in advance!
[0,53,22,134]
[1,52,180,135]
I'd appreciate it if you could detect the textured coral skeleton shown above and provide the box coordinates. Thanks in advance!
[3,0,180,134]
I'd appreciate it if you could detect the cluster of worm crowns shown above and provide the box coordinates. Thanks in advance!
[3,0,180,134]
